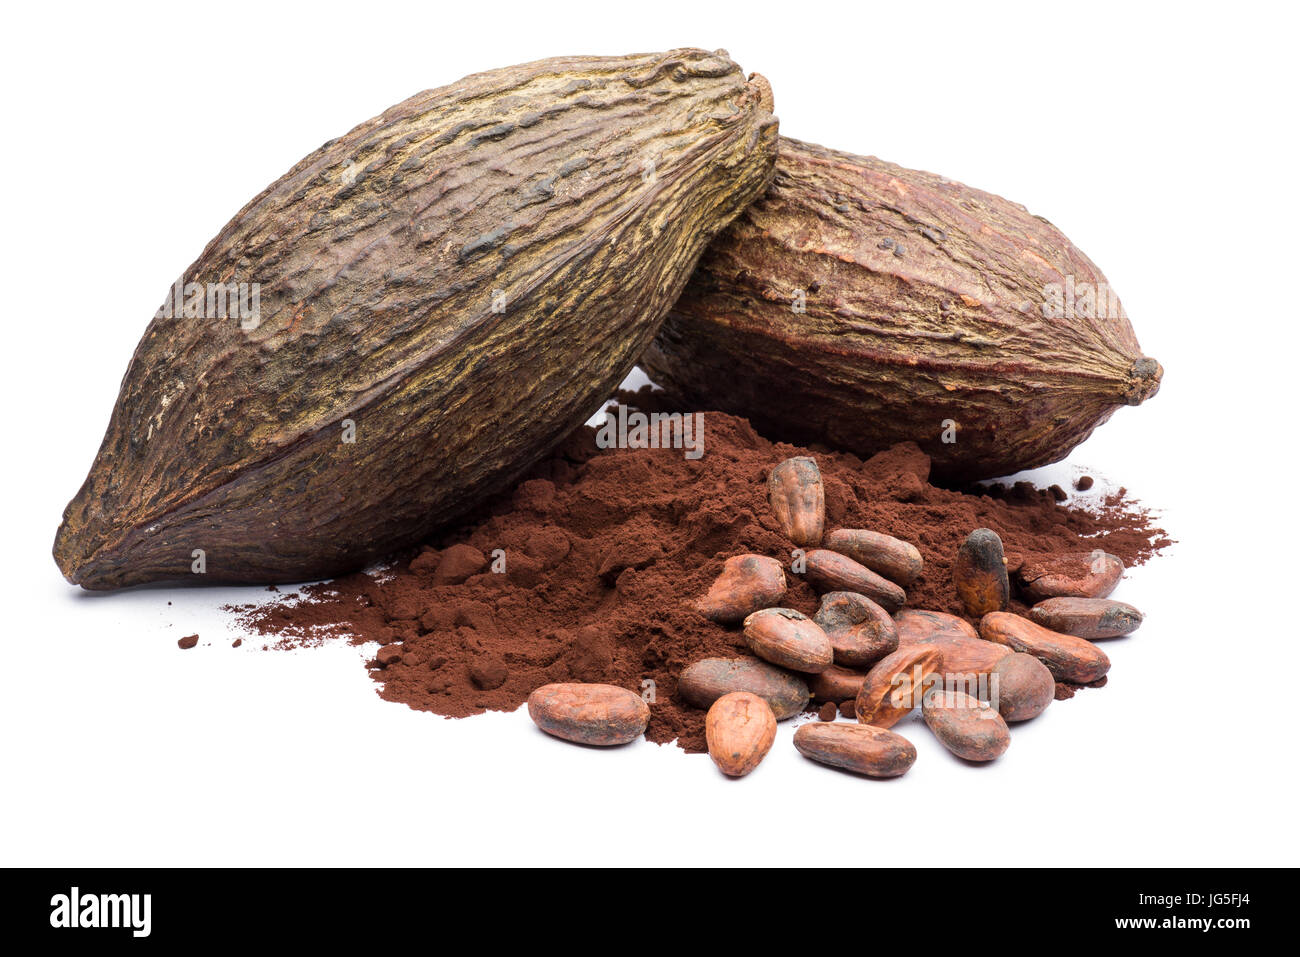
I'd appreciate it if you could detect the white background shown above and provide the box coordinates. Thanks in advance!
[2,0,1297,866]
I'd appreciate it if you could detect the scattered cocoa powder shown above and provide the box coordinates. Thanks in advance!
[231,404,1170,753]
[818,702,839,722]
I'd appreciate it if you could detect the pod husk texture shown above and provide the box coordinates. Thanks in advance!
[642,136,1162,480]
[55,49,779,588]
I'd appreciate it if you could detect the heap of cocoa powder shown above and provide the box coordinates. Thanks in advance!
[232,405,1169,753]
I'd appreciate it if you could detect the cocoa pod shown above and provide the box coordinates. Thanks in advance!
[54,50,779,589]
[955,529,1010,617]
[855,645,944,729]
[768,456,825,546]
[1029,597,1144,639]
[1018,551,1123,601]
[922,688,1010,762]
[527,682,650,746]
[979,612,1110,684]
[813,591,898,668]
[803,549,906,612]
[705,692,777,777]
[677,657,809,720]
[807,664,869,704]
[823,528,923,586]
[988,652,1054,722]
[895,609,1012,675]
[641,136,1162,481]
[696,554,787,623]
[743,608,833,673]
[793,722,917,778]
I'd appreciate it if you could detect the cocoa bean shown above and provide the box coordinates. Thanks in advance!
[922,688,1010,762]
[1028,597,1144,639]
[792,722,917,778]
[979,612,1110,684]
[955,529,1010,617]
[855,645,944,729]
[527,682,650,746]
[642,136,1162,481]
[894,608,1011,674]
[823,528,923,586]
[1017,551,1124,601]
[696,554,787,623]
[803,549,906,612]
[813,591,898,668]
[706,692,777,777]
[768,456,825,546]
[988,652,1054,722]
[54,50,779,589]
[743,608,834,673]
[677,657,810,720]
[807,665,869,704]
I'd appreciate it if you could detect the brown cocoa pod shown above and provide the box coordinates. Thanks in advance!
[54,50,779,589]
[955,529,1010,617]
[988,652,1055,722]
[813,591,898,668]
[894,608,1011,675]
[1018,551,1124,601]
[696,554,787,623]
[641,136,1161,482]
[855,645,944,729]
[807,665,869,704]
[823,529,922,586]
[979,612,1110,684]
[768,456,825,547]
[705,692,778,777]
[677,657,809,720]
[527,682,650,746]
[1028,597,1144,639]
[802,549,906,612]
[792,722,917,778]
[922,688,1010,762]
[743,608,833,673]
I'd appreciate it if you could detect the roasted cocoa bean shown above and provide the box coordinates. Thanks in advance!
[1028,597,1144,639]
[677,657,810,720]
[807,665,869,704]
[768,456,825,547]
[1017,551,1124,601]
[988,652,1055,722]
[979,612,1110,684]
[894,608,1011,674]
[955,528,1010,617]
[706,692,777,777]
[813,591,898,668]
[792,722,917,778]
[822,528,922,586]
[855,645,944,729]
[696,553,787,623]
[803,549,906,612]
[743,608,834,673]
[922,688,1010,762]
[527,682,650,746]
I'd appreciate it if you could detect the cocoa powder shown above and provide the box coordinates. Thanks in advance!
[231,403,1169,753]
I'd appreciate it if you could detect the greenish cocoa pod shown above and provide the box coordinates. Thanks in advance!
[54,50,778,589]
[642,136,1161,481]
[677,657,809,720]
[793,722,917,778]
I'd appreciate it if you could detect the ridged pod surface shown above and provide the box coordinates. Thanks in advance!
[642,136,1161,480]
[54,50,779,588]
